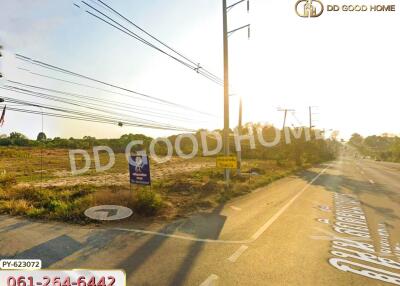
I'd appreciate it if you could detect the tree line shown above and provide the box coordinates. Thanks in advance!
[0,125,340,166]
[348,133,400,162]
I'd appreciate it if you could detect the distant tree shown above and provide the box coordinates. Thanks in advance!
[37,132,47,141]
[9,132,29,146]
[83,136,96,140]
[349,133,363,146]
[9,132,27,140]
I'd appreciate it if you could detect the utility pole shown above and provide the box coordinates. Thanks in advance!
[278,108,295,129]
[0,45,3,78]
[222,0,250,184]
[237,96,242,175]
[309,106,318,134]
[222,0,230,184]
[283,109,288,130]
[238,97,243,128]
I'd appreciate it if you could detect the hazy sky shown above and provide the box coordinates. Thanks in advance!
[0,0,399,140]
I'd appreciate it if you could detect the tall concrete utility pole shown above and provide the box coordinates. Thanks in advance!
[283,109,288,130]
[0,45,3,78]
[278,108,295,129]
[222,0,230,184]
[222,0,250,184]
[237,96,242,175]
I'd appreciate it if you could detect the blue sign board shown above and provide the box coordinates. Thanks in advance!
[129,155,151,185]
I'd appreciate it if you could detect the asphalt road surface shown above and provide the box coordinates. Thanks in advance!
[1,156,400,285]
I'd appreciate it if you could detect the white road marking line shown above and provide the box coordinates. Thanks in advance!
[228,245,248,262]
[113,227,251,244]
[369,179,375,184]
[250,165,330,240]
[230,206,242,211]
[111,165,331,244]
[199,274,219,286]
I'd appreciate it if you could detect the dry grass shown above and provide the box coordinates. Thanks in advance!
[0,147,305,223]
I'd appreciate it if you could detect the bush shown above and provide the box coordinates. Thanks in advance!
[133,189,163,216]
[233,184,251,195]
[27,208,46,218]
[0,184,98,222]
[201,181,220,193]
[0,174,17,188]
[1,199,32,215]
[51,201,71,218]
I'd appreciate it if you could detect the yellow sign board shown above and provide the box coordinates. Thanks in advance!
[216,156,237,169]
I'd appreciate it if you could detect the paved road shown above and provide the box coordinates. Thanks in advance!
[1,157,400,285]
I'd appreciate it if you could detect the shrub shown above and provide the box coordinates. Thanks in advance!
[0,174,17,188]
[2,199,32,215]
[133,189,163,216]
[27,208,46,218]
[201,181,220,193]
[233,184,251,195]
[51,200,71,218]
[47,199,66,212]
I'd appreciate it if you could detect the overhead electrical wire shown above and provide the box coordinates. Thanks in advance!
[78,0,224,85]
[6,80,207,123]
[5,106,182,130]
[83,8,224,85]
[2,96,196,132]
[1,87,195,131]
[3,96,177,130]
[18,69,175,107]
[91,0,204,68]
[15,53,217,117]
[19,69,220,119]
[2,1,226,131]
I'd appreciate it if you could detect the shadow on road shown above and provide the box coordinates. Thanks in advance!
[116,205,227,285]
[2,228,123,268]
[298,164,400,221]
[0,204,227,283]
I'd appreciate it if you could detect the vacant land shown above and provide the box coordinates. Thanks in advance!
[0,147,304,223]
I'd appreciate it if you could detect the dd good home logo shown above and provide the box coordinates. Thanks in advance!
[295,0,324,17]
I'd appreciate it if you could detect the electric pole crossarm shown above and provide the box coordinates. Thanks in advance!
[227,0,250,11]
[228,24,251,39]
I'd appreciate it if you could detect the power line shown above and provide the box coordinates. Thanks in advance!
[19,69,176,107]
[7,80,207,123]
[21,69,219,119]
[3,97,196,132]
[92,0,199,67]
[5,106,144,128]
[1,88,193,131]
[79,0,223,85]
[83,9,223,85]
[15,53,217,117]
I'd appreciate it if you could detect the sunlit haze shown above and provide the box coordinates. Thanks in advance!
[0,0,399,139]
